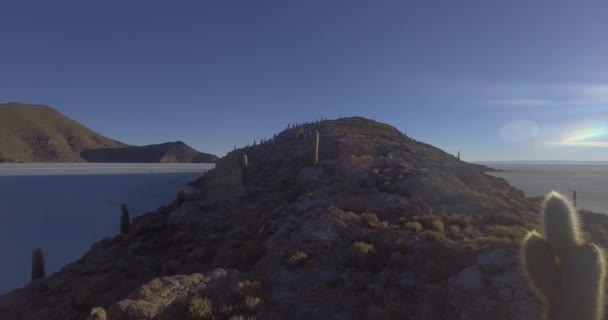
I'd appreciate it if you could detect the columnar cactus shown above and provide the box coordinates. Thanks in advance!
[242,154,248,185]
[120,203,130,235]
[242,154,248,168]
[314,129,319,164]
[31,248,45,281]
[176,190,186,207]
[573,190,578,207]
[521,191,605,320]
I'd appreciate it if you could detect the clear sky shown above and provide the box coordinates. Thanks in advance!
[1,1,607,160]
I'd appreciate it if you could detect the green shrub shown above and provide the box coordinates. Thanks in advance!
[354,241,375,255]
[243,296,263,309]
[405,221,422,232]
[236,280,261,296]
[190,297,213,319]
[287,251,308,266]
[420,230,446,242]
[431,219,445,232]
[359,212,380,227]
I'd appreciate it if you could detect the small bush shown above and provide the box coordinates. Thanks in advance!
[236,280,260,296]
[405,221,422,232]
[353,241,375,255]
[450,225,461,235]
[419,230,446,242]
[359,212,380,227]
[243,296,263,309]
[443,213,474,228]
[474,235,513,248]
[431,219,445,232]
[190,297,213,319]
[287,251,308,266]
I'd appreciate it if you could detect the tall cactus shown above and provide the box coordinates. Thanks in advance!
[573,190,578,207]
[31,248,45,281]
[242,154,248,185]
[176,190,186,207]
[521,191,605,320]
[314,129,319,164]
[120,203,130,235]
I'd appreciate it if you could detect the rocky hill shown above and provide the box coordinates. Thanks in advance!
[81,141,219,163]
[3,116,608,319]
[0,102,127,162]
[0,102,218,163]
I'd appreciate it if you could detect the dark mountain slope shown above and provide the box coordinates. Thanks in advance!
[81,141,219,163]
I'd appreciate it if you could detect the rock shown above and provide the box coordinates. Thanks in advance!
[448,266,482,291]
[87,307,107,320]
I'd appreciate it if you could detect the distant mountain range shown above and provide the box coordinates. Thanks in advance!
[0,102,219,163]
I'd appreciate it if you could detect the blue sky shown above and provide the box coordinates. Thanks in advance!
[1,1,607,160]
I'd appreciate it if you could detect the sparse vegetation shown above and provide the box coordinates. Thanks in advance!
[243,296,262,309]
[190,297,213,319]
[287,251,308,266]
[353,241,375,255]
[405,221,423,232]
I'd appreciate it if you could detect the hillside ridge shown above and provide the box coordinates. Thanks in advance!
[0,102,217,163]
[3,116,608,319]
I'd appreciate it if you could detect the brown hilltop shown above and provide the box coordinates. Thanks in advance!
[0,102,126,162]
[4,116,608,319]
[0,102,218,163]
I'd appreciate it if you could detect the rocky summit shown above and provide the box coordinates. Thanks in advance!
[3,116,608,320]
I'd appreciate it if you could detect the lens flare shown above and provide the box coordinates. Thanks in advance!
[499,120,540,143]
[547,121,608,147]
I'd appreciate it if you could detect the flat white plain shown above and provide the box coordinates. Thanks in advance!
[483,163,608,214]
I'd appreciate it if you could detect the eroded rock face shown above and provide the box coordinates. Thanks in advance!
[1,117,581,320]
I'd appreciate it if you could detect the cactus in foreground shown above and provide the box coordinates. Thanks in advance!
[521,191,605,320]
[31,248,45,281]
[120,203,130,235]
[313,129,319,164]
[573,190,578,207]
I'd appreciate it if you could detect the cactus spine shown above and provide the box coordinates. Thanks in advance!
[314,129,319,164]
[31,248,45,281]
[120,203,130,235]
[521,191,605,320]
